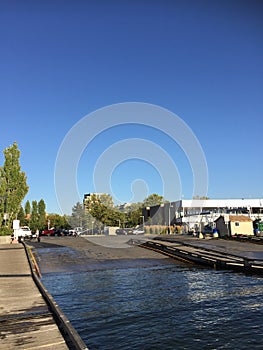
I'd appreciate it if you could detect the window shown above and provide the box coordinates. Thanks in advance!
[235,222,240,227]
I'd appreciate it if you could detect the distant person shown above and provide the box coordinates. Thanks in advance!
[36,229,40,242]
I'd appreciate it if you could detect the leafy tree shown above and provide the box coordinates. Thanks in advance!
[102,207,125,227]
[125,202,144,227]
[0,142,29,229]
[193,195,209,200]
[38,199,46,230]
[24,200,31,215]
[47,213,70,229]
[99,194,114,208]
[0,175,5,224]
[83,194,125,229]
[143,194,164,207]
[70,202,86,228]
[17,206,26,226]
[30,200,39,231]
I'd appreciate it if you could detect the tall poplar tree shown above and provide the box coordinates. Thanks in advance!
[0,142,29,229]
[17,206,26,226]
[24,200,31,216]
[30,200,38,231]
[38,199,46,230]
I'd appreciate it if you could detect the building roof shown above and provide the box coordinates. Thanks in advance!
[229,215,253,222]
[215,215,253,222]
[176,198,263,208]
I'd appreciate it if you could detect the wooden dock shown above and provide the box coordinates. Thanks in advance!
[0,243,88,350]
[139,237,263,274]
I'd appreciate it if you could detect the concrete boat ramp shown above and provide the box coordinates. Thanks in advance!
[0,243,87,350]
[80,235,263,274]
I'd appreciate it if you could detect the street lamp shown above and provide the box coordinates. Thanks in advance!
[92,221,95,235]
[140,215,145,231]
[168,203,173,234]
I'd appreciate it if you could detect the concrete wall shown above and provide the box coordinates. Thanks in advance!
[0,236,11,244]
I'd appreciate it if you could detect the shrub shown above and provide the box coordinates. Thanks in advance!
[144,226,150,234]
[0,227,13,236]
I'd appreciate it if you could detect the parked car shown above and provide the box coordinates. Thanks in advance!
[69,229,77,236]
[125,228,134,235]
[41,229,55,236]
[133,228,145,235]
[115,228,128,235]
[74,227,84,235]
[19,226,32,239]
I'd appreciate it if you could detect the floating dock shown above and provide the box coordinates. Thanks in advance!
[0,243,88,350]
[139,236,263,275]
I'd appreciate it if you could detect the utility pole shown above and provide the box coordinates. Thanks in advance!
[168,202,173,234]
[140,215,145,231]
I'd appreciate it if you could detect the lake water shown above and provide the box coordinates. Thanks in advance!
[39,248,263,350]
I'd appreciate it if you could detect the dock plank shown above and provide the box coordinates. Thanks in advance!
[0,244,69,350]
[141,238,263,274]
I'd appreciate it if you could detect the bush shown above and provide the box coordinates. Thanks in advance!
[0,226,13,236]
[144,226,150,234]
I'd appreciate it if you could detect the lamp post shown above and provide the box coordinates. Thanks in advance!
[140,215,145,231]
[225,215,230,237]
[168,203,173,234]
[92,221,94,235]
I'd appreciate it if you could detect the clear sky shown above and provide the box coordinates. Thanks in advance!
[0,0,262,214]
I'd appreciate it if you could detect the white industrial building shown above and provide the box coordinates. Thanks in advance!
[143,198,263,234]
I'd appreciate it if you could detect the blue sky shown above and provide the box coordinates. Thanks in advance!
[0,0,262,214]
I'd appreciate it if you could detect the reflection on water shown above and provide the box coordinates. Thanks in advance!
[39,249,263,350]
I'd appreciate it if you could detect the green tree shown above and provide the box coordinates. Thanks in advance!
[193,195,209,200]
[125,202,144,227]
[0,142,29,230]
[30,200,39,231]
[17,206,26,226]
[38,199,46,230]
[0,175,5,224]
[24,200,31,226]
[99,194,114,208]
[70,202,85,228]
[24,200,31,216]
[143,194,164,207]
[47,213,70,230]
[83,194,125,229]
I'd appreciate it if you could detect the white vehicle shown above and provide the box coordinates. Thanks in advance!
[18,226,32,238]
[74,227,83,235]
[133,229,145,235]
[71,227,85,236]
